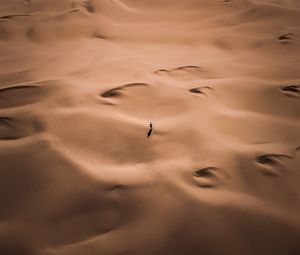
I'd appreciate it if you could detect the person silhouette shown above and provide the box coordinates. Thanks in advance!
[147,122,153,137]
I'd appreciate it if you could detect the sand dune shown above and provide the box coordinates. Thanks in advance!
[0,0,300,254]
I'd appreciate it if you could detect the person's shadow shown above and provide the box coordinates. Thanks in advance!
[147,122,153,137]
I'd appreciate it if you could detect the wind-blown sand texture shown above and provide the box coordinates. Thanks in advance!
[0,0,300,254]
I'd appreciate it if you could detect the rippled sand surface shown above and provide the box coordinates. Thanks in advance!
[0,1,300,254]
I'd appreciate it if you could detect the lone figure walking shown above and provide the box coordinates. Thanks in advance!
[147,122,153,138]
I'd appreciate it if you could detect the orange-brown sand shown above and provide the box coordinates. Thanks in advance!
[0,0,300,254]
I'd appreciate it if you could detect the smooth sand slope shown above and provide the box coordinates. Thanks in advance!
[0,0,300,254]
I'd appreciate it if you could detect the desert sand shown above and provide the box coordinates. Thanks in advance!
[0,0,300,254]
